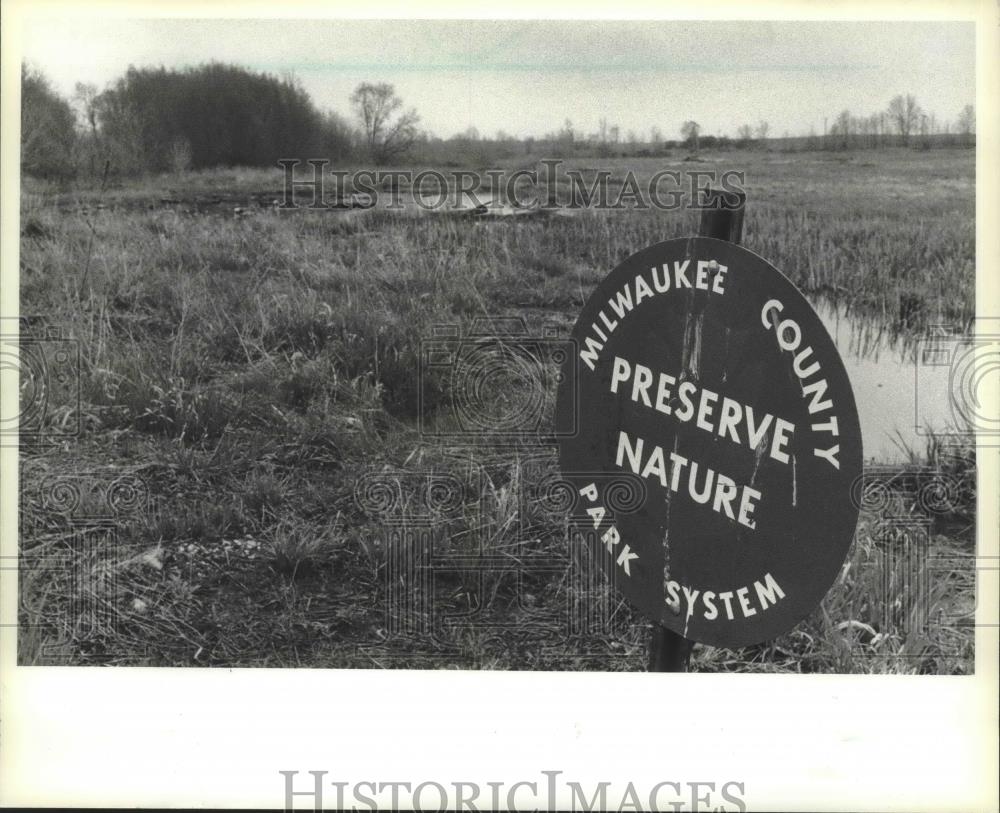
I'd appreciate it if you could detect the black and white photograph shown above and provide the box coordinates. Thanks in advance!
[1,1,997,810]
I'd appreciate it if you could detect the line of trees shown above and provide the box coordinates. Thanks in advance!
[84,64,348,173]
[822,94,975,150]
[20,66,78,178]
[678,95,973,155]
[20,61,976,181]
[22,62,360,179]
[22,63,430,180]
[441,93,974,161]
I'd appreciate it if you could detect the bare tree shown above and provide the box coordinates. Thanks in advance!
[866,114,879,149]
[832,109,852,149]
[680,120,701,152]
[887,94,921,144]
[917,112,931,148]
[73,83,99,138]
[351,82,419,164]
[21,64,77,178]
[559,118,575,145]
[73,82,101,175]
[957,104,975,142]
[92,81,145,174]
[736,124,753,146]
[649,126,663,147]
[755,120,770,141]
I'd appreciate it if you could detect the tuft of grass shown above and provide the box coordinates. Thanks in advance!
[266,516,342,579]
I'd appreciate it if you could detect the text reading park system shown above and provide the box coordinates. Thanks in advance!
[556,237,863,650]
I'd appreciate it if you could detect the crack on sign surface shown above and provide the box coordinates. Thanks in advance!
[792,453,797,507]
[661,238,707,619]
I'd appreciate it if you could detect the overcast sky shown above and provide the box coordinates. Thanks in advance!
[21,18,975,139]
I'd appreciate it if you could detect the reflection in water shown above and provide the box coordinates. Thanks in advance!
[813,300,964,462]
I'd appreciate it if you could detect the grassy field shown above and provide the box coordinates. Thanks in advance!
[17,147,976,671]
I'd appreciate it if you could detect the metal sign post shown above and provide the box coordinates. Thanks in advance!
[649,188,746,673]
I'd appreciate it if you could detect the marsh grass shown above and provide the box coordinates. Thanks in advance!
[18,148,976,670]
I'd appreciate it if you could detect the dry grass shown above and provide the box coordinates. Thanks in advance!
[17,147,976,670]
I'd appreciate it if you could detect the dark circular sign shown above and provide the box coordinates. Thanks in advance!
[555,237,862,648]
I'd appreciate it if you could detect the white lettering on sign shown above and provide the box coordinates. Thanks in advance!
[578,483,639,576]
[761,299,841,470]
[579,259,729,371]
[665,572,787,620]
[615,430,761,530]
[609,356,795,463]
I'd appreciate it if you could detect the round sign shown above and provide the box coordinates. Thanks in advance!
[555,237,862,648]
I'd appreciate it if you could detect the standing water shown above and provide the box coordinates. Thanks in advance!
[813,301,962,463]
